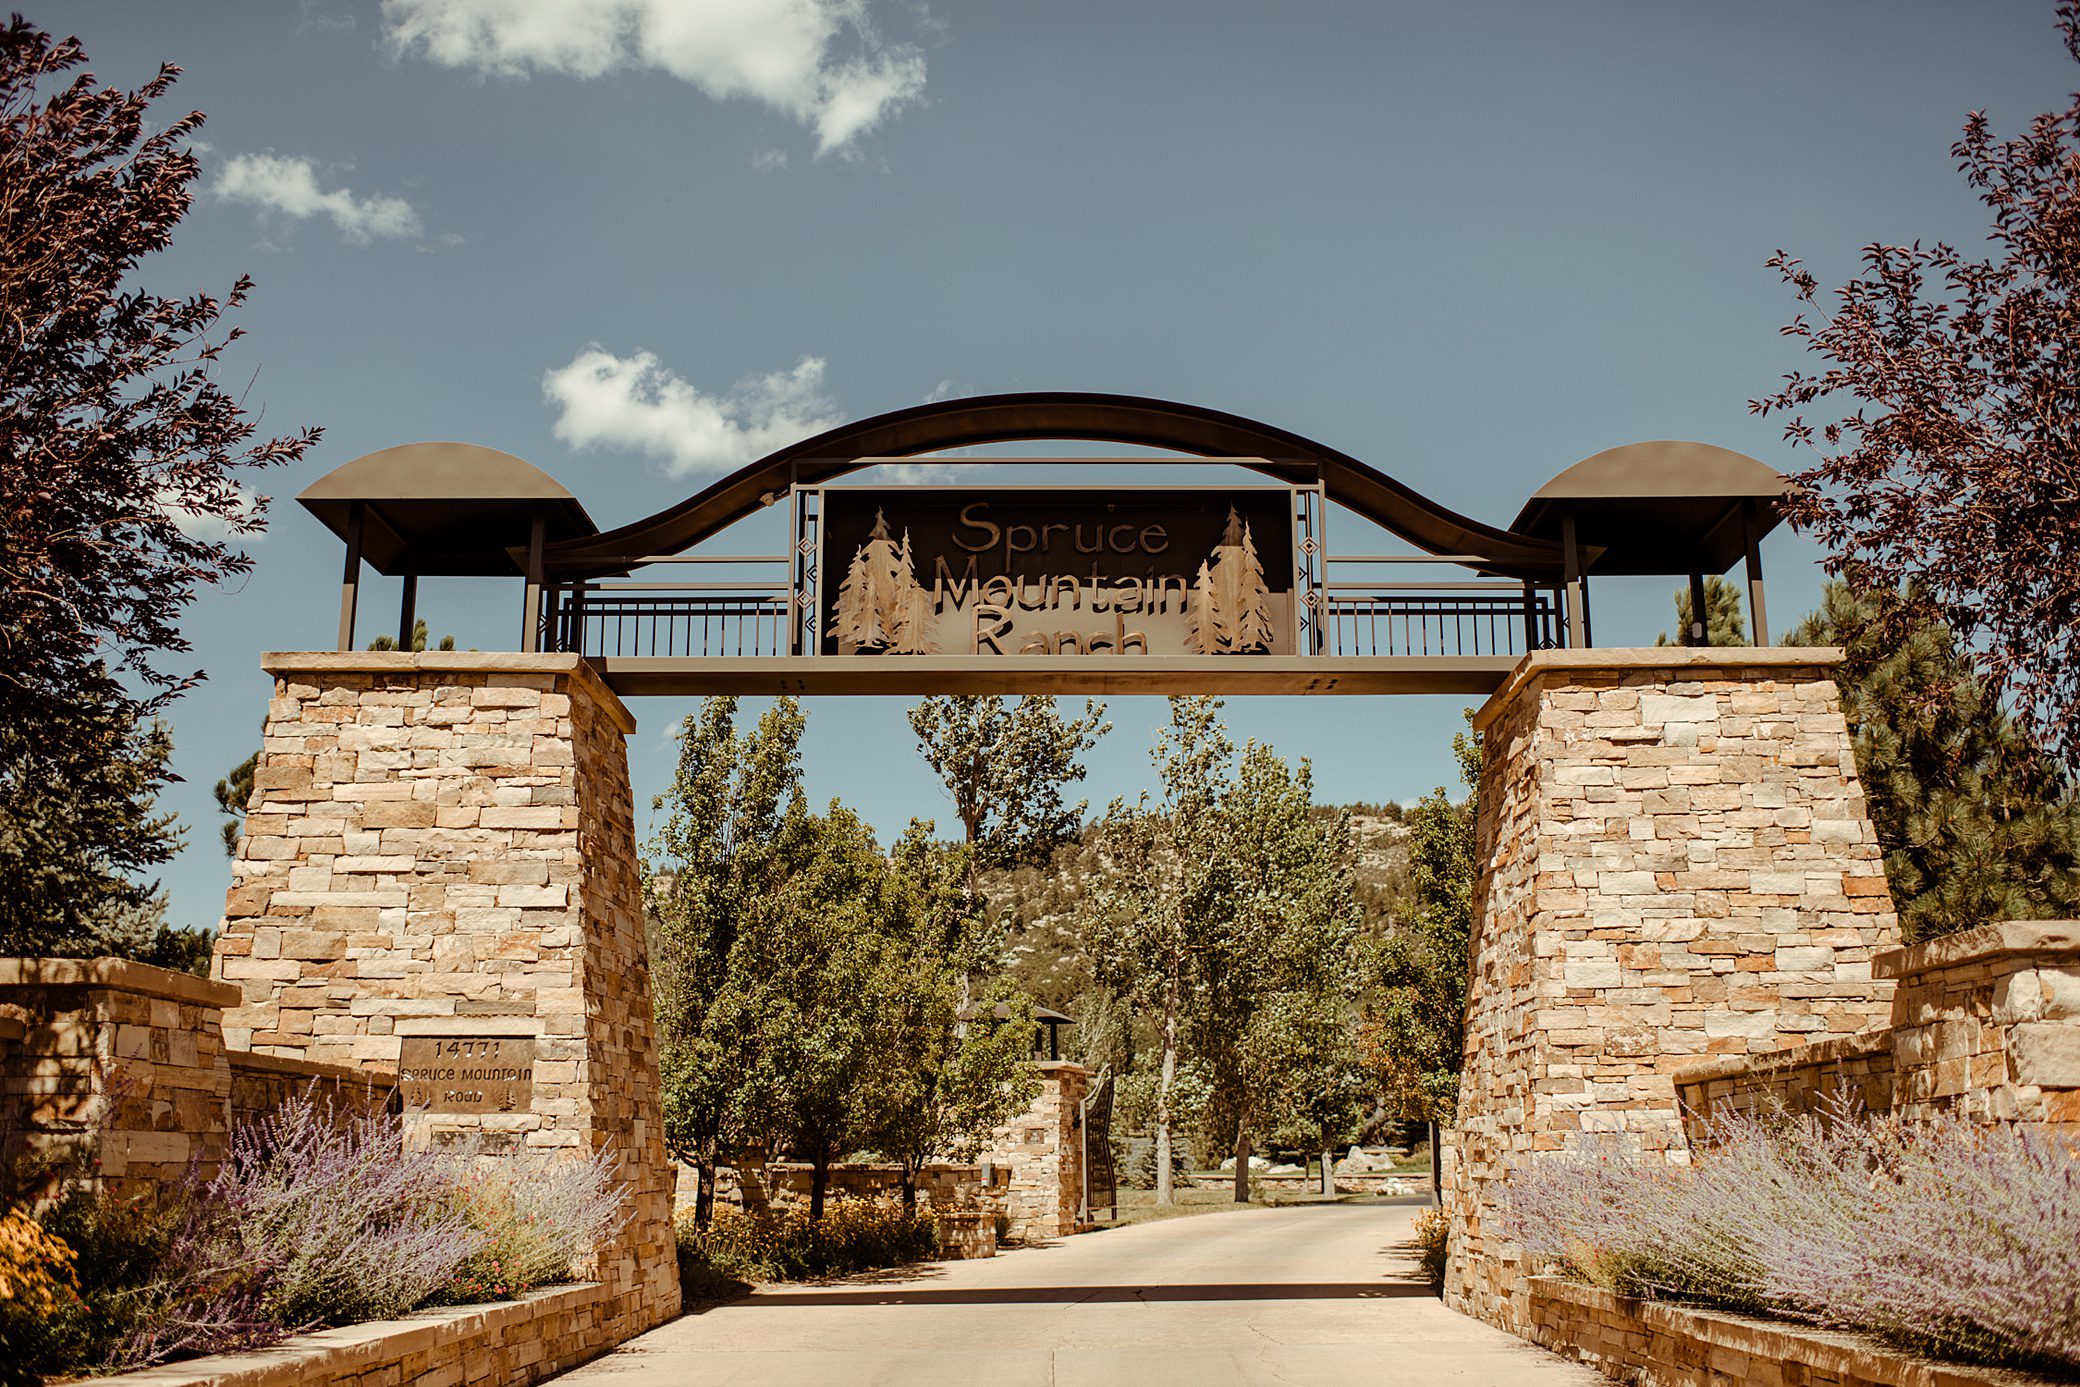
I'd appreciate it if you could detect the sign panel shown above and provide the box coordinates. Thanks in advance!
[398,1036,535,1115]
[818,487,1298,657]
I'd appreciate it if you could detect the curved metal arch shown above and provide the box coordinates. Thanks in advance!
[541,391,1564,578]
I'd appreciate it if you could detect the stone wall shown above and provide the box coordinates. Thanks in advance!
[0,959,241,1201]
[982,1060,1089,1238]
[0,959,400,1206]
[212,652,679,1341]
[1445,650,1901,1332]
[86,1282,609,1387]
[1882,920,2080,1132]
[1672,1030,1894,1147]
[706,1159,1009,1220]
[1676,920,2080,1140]
[1525,1277,2034,1387]
[228,1049,397,1127]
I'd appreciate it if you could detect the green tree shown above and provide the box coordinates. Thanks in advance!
[908,695,1110,884]
[645,696,804,1228]
[719,800,899,1223]
[1655,575,1749,647]
[215,744,257,857]
[0,680,180,957]
[1195,743,1362,1203]
[860,830,1040,1207]
[1789,580,2080,940]
[1364,721,1480,1125]
[1081,696,1230,1205]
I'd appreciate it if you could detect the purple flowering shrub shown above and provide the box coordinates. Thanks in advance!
[14,1094,630,1382]
[207,1095,484,1327]
[1499,1096,2080,1371]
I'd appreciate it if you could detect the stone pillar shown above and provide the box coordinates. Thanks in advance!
[983,1060,1089,1238]
[1444,650,1901,1332]
[213,652,679,1337]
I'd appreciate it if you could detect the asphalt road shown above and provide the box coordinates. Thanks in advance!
[557,1201,1605,1387]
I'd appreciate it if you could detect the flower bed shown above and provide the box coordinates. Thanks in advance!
[1526,1277,2054,1387]
[5,1096,625,1383]
[674,1198,938,1287]
[1500,1098,2080,1376]
[81,1282,606,1387]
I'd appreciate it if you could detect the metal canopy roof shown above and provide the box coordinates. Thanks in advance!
[1510,440,1790,576]
[299,442,598,577]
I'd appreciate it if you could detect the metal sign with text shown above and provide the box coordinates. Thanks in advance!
[816,487,1302,658]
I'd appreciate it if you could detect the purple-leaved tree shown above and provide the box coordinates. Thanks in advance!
[1753,4,2080,769]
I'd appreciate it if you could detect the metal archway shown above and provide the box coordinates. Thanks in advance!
[539,391,1566,579]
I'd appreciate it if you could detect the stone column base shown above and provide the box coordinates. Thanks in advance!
[1443,650,1902,1331]
[214,652,679,1338]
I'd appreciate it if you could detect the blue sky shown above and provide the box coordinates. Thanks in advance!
[48,1,2074,930]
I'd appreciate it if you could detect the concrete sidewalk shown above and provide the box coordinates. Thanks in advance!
[555,1201,1604,1386]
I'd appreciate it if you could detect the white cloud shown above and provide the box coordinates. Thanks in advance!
[751,147,789,171]
[383,0,926,155]
[543,347,843,477]
[213,153,422,244]
[162,482,264,541]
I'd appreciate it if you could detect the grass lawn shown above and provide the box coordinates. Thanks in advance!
[1103,1186,1257,1228]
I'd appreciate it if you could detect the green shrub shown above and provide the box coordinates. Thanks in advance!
[1411,1207,1448,1292]
[679,1199,937,1283]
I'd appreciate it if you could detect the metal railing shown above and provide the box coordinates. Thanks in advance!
[550,586,792,658]
[1322,583,1558,658]
[544,564,1561,663]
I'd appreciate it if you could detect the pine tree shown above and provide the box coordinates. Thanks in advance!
[1790,581,2080,941]
[1654,576,1749,647]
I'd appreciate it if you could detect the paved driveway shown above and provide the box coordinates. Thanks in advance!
[558,1201,1604,1386]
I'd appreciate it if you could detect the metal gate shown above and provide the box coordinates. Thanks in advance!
[1080,1070,1116,1224]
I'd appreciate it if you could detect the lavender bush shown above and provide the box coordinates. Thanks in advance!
[206,1095,483,1328]
[1500,1096,2080,1371]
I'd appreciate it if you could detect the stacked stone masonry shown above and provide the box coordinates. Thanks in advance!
[1677,920,2080,1139]
[87,1282,608,1387]
[1445,651,1903,1333]
[1881,920,2080,1131]
[980,1060,1089,1238]
[0,958,388,1205]
[212,653,679,1344]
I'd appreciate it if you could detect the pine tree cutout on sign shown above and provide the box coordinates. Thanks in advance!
[1186,507,1275,654]
[832,509,937,654]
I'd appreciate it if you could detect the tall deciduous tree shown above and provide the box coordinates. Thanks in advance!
[861,825,1041,1207]
[1364,721,1480,1126]
[1790,580,2080,940]
[1195,743,1362,1203]
[1081,696,1229,1205]
[1,21,315,949]
[908,695,1109,884]
[1752,5,2080,769]
[719,800,899,1223]
[645,696,805,1227]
